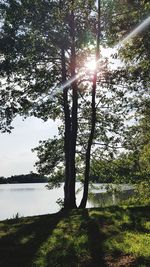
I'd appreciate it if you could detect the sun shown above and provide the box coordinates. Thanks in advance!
[85,59,97,71]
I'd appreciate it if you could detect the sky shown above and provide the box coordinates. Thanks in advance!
[0,116,59,177]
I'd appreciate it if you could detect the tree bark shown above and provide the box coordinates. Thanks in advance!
[61,48,71,209]
[67,6,78,208]
[59,0,77,209]
[79,0,101,209]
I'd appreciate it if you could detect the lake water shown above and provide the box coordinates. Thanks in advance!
[0,183,133,221]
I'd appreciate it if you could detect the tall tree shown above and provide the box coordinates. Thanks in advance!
[79,0,101,208]
[0,0,98,208]
[1,0,149,209]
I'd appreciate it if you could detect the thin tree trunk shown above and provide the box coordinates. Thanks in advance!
[67,5,78,208]
[79,0,101,209]
[61,48,71,209]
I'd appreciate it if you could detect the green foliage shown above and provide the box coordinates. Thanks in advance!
[121,181,150,206]
[33,137,64,175]
[103,206,150,264]
[140,143,150,172]
[91,98,150,185]
[102,0,150,78]
[101,0,150,45]
[138,102,150,173]
[46,168,65,189]
[0,0,96,130]
[91,151,150,184]
[33,137,65,188]
[90,159,117,183]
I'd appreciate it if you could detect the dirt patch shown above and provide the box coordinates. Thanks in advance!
[105,254,136,266]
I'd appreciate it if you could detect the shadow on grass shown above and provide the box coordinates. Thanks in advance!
[84,209,107,267]
[98,206,150,267]
[33,209,108,267]
[0,206,149,267]
[127,206,150,233]
[0,211,63,267]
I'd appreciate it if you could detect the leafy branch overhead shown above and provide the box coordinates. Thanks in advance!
[0,0,149,208]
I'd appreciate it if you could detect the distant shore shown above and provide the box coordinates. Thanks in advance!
[0,173,48,184]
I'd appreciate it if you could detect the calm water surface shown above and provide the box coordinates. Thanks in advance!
[0,183,133,220]
[0,183,92,220]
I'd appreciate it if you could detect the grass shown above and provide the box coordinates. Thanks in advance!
[0,206,150,266]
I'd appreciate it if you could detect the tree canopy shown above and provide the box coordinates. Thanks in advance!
[0,0,149,208]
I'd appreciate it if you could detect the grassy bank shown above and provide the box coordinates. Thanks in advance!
[0,206,150,267]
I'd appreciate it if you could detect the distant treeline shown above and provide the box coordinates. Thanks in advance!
[0,173,48,184]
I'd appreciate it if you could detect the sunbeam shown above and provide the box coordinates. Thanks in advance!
[117,16,150,47]
[50,16,150,97]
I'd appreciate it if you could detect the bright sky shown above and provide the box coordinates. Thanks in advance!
[0,116,59,177]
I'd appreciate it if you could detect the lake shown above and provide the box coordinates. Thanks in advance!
[0,183,134,221]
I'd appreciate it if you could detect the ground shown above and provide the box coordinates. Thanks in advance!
[0,206,150,267]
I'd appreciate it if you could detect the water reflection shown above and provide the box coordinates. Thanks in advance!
[0,183,134,220]
[10,188,36,191]
[88,189,134,207]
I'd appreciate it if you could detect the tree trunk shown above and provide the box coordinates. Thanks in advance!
[67,6,78,209]
[61,48,71,209]
[59,0,77,209]
[79,0,101,209]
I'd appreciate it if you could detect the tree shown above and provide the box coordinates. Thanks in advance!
[122,99,150,180]
[97,0,150,183]
[1,0,149,208]
[79,0,100,208]
[1,0,101,208]
[91,98,150,184]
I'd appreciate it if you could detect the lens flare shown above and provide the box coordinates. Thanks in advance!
[85,59,97,71]
[117,16,150,47]
[50,16,150,95]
